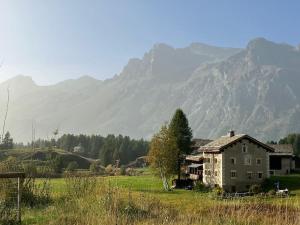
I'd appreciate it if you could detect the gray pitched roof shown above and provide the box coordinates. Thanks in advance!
[200,134,274,153]
[268,144,293,154]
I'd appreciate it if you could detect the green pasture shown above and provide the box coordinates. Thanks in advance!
[21,172,300,224]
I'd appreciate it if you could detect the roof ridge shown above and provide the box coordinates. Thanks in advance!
[200,134,274,153]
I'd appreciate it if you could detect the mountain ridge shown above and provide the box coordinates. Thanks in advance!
[1,38,300,142]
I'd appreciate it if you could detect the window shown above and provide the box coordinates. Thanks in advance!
[214,158,218,164]
[205,158,211,163]
[246,171,252,179]
[230,170,237,178]
[244,155,252,165]
[258,172,263,179]
[214,171,218,176]
[256,158,262,165]
[205,170,211,176]
[242,144,247,153]
[230,157,236,165]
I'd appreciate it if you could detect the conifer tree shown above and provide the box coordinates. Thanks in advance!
[169,109,193,180]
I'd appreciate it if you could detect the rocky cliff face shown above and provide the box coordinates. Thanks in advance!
[184,38,300,140]
[1,38,299,142]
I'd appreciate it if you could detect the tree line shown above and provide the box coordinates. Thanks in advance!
[23,134,149,166]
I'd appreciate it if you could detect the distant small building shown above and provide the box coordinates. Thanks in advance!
[73,144,85,154]
[268,144,295,175]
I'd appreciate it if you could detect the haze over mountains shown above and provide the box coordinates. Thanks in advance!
[1,38,300,142]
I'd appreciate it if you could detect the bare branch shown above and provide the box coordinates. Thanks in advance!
[1,87,10,142]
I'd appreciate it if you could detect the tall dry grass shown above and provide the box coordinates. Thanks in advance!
[41,176,300,225]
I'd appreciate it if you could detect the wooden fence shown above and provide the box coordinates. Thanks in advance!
[0,172,25,224]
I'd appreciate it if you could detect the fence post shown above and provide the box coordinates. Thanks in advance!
[17,177,21,223]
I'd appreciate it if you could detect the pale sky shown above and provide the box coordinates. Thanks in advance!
[0,0,300,85]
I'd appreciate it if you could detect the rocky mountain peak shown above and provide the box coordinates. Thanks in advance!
[245,38,300,68]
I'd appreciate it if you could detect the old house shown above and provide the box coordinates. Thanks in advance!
[186,131,274,192]
[268,144,295,175]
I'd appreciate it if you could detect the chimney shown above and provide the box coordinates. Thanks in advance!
[228,130,235,137]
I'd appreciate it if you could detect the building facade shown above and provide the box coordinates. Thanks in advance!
[187,131,274,192]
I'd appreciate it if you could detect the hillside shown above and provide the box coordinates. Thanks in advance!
[0,148,93,169]
[1,38,300,141]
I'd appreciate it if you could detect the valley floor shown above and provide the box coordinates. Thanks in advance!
[22,171,300,225]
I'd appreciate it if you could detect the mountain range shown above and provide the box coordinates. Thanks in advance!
[1,38,300,142]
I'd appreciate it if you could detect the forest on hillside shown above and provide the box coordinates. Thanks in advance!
[15,134,149,166]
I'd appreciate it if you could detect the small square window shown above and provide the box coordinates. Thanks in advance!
[205,158,211,163]
[230,157,236,165]
[256,158,262,165]
[230,170,237,178]
[258,172,263,179]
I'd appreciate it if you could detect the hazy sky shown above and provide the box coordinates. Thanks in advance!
[0,0,299,85]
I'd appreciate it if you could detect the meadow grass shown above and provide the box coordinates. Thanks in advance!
[22,172,300,225]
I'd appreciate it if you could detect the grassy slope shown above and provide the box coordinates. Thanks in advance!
[0,148,92,169]
[21,172,300,224]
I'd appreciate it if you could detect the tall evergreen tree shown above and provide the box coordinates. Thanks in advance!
[0,131,13,149]
[293,135,300,156]
[169,109,193,180]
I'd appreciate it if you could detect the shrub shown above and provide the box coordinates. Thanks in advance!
[89,161,104,175]
[105,164,115,175]
[267,189,276,196]
[90,161,99,173]
[125,168,138,176]
[120,166,126,176]
[66,161,79,172]
[193,181,209,192]
[249,184,262,194]
[22,178,52,207]
[212,186,224,196]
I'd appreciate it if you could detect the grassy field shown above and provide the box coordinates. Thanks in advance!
[21,172,300,225]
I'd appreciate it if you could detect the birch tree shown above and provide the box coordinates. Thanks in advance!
[148,125,179,191]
